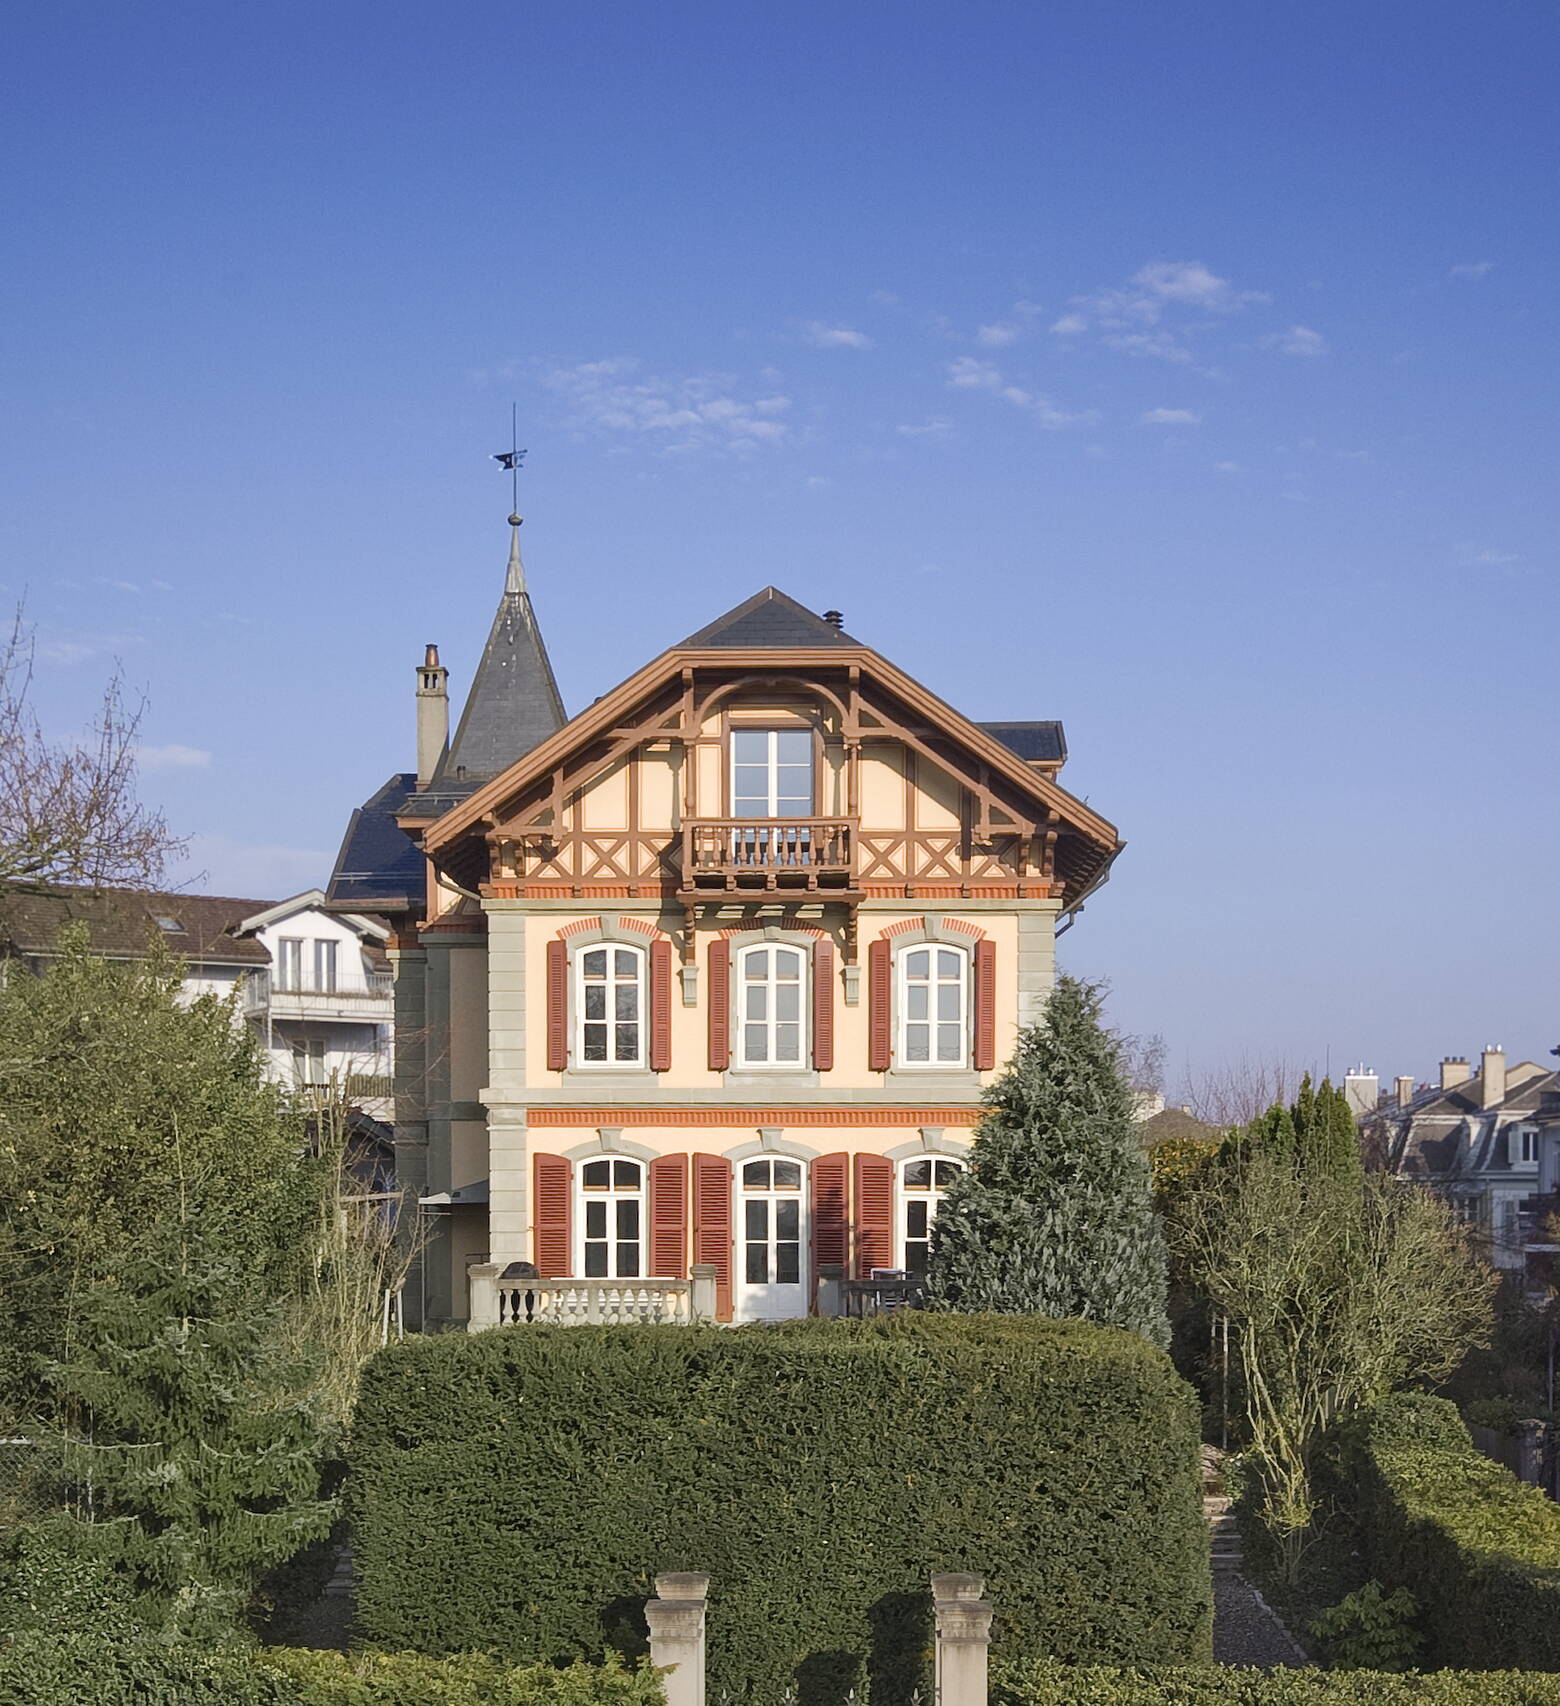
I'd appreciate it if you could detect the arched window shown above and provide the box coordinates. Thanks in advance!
[740,1158,805,1290]
[578,1156,644,1278]
[736,944,807,1066]
[897,943,969,1067]
[900,1156,965,1277]
[576,944,645,1066]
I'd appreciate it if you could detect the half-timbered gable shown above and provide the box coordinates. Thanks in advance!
[330,549,1121,1331]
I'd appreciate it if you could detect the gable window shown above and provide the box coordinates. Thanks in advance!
[1521,1127,1539,1164]
[737,944,806,1066]
[900,1156,965,1277]
[579,1157,643,1278]
[576,945,645,1066]
[276,938,304,991]
[313,939,337,992]
[731,728,814,817]
[897,944,969,1067]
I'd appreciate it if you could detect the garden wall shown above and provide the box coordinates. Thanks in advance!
[348,1315,1211,1701]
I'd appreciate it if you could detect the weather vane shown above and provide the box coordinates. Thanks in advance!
[491,402,526,522]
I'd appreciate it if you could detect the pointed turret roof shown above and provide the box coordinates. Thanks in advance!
[435,517,567,786]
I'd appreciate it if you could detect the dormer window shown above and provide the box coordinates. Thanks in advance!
[731,728,814,817]
[152,915,184,934]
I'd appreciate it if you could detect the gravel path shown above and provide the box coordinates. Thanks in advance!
[1213,1573,1309,1668]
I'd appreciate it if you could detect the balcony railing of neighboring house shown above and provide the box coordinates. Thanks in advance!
[1516,1192,1560,1250]
[244,968,394,1019]
[842,1273,927,1317]
[466,1265,719,1330]
[679,817,858,895]
[344,1073,394,1102]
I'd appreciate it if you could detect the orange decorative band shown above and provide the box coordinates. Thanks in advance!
[527,1107,981,1127]
[555,914,663,941]
[878,915,986,940]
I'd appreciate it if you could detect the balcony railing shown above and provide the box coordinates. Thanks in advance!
[467,1266,717,1330]
[242,969,393,1018]
[680,817,857,894]
[842,1275,926,1317]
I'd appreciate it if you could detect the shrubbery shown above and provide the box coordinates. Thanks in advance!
[350,1315,1211,1701]
[1342,1392,1560,1670]
[995,1667,1560,1704]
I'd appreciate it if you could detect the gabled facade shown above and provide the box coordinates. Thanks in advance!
[329,520,1122,1330]
[1362,1047,1560,1279]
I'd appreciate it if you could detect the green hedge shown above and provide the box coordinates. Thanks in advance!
[349,1315,1211,1701]
[0,1639,660,1706]
[1343,1393,1560,1670]
[996,1666,1560,1704]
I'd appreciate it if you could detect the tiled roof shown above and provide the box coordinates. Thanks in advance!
[680,588,861,649]
[0,887,273,964]
[326,773,427,912]
[979,721,1067,765]
[1139,1106,1221,1144]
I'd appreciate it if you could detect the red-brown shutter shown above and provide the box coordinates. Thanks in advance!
[853,1153,895,1278]
[811,1152,849,1297]
[648,1153,688,1278]
[692,1153,733,1321]
[545,937,568,1071]
[867,936,892,1071]
[973,936,997,1071]
[532,1153,572,1279]
[649,937,673,1072]
[812,939,835,1072]
[707,938,731,1072]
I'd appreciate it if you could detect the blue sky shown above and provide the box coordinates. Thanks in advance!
[3,2,1556,1094]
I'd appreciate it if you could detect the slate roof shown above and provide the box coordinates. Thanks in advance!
[326,772,427,912]
[681,587,862,649]
[1139,1106,1222,1144]
[0,887,273,964]
[979,721,1067,765]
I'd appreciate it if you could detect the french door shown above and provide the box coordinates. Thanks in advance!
[735,1157,809,1321]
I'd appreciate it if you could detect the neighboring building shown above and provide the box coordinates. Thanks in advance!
[1361,1048,1560,1279]
[1138,1104,1221,1146]
[0,885,394,1119]
[329,514,1122,1331]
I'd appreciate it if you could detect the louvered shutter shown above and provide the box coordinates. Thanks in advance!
[545,938,568,1071]
[867,937,892,1071]
[692,1153,733,1321]
[532,1153,572,1278]
[648,1153,688,1278]
[707,939,731,1071]
[649,938,673,1071]
[853,1152,895,1278]
[812,939,835,1072]
[973,937,997,1071]
[811,1152,849,1294]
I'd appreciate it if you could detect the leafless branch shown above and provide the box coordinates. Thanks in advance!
[1176,1051,1310,1129]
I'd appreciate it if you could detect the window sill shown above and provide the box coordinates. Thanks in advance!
[880,1068,985,1092]
[560,1067,659,1087]
[722,1069,821,1090]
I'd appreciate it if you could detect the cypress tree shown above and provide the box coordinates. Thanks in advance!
[924,975,1170,1347]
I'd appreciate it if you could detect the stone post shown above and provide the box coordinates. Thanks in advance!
[816,1263,844,1319]
[690,1264,717,1323]
[932,1573,993,1706]
[466,1261,500,1332]
[645,1572,708,1706]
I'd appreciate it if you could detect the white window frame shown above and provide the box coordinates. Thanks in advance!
[899,1156,965,1277]
[1520,1126,1539,1165]
[895,942,970,1069]
[735,942,809,1069]
[313,938,337,992]
[730,726,815,818]
[291,1037,327,1087]
[576,1156,646,1279]
[573,942,647,1069]
[276,937,304,992]
[738,1156,807,1297]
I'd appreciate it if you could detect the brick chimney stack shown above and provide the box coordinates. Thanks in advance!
[1395,1074,1416,1109]
[416,642,449,787]
[1440,1056,1471,1091]
[1481,1045,1507,1110]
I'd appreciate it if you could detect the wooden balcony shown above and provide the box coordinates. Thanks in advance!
[679,817,859,896]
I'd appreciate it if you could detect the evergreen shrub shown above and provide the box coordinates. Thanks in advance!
[995,1666,1560,1705]
[349,1315,1210,1701]
[1343,1392,1560,1670]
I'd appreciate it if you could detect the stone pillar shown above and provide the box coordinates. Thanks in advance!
[645,1573,708,1706]
[485,905,530,1266]
[690,1264,717,1323]
[816,1263,844,1319]
[932,1574,993,1706]
[467,1261,499,1332]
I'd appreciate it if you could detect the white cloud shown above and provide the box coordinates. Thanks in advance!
[176,835,331,899]
[1459,546,1522,568]
[1049,313,1088,336]
[139,743,211,771]
[1053,261,1267,358]
[804,475,833,489]
[975,322,1021,347]
[544,359,792,451]
[1212,460,1242,474]
[1266,324,1328,358]
[944,359,1091,429]
[1139,408,1202,426]
[896,417,955,438]
[37,631,141,665]
[1104,330,1194,364]
[1449,261,1494,280]
[802,321,874,349]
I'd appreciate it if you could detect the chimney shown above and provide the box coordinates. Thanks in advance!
[1440,1056,1470,1090]
[822,609,844,630]
[416,642,449,787]
[1395,1074,1416,1109]
[1481,1045,1507,1110]
[1343,1065,1379,1118]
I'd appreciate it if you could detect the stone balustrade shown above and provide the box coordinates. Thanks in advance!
[466,1264,719,1330]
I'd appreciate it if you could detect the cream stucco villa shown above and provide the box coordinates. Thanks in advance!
[328,513,1122,1330]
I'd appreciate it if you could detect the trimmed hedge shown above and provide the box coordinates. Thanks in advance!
[1343,1393,1560,1670]
[349,1315,1211,1701]
[0,1641,660,1706]
[996,1667,1560,1704]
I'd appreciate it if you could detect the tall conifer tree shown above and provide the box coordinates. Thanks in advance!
[925,975,1170,1347]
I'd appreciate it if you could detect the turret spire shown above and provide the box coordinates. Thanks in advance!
[505,512,526,595]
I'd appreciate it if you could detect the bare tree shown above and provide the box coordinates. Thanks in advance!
[1177,1052,1309,1130]
[0,608,182,898]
